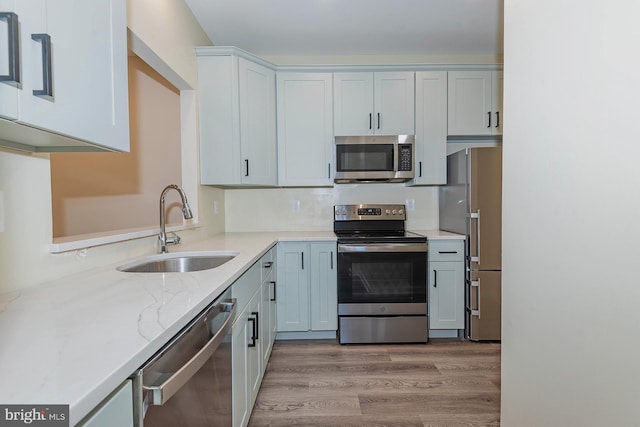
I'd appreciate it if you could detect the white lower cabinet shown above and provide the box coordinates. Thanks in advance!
[231,247,277,427]
[76,380,133,427]
[428,240,465,331]
[260,258,277,367]
[276,241,337,333]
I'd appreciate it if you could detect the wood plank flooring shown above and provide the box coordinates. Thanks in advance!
[248,339,501,427]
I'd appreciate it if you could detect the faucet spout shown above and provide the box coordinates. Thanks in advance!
[159,184,193,253]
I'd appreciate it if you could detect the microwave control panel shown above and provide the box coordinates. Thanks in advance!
[398,145,413,171]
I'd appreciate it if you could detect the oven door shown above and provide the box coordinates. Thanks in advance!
[337,243,427,314]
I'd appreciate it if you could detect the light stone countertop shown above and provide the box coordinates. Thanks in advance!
[412,229,466,240]
[0,229,456,424]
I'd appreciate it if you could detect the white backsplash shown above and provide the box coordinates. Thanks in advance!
[224,184,439,232]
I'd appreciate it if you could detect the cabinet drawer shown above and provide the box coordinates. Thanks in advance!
[232,262,261,315]
[260,246,276,283]
[428,240,465,262]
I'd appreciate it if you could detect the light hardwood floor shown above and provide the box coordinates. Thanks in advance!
[248,339,501,427]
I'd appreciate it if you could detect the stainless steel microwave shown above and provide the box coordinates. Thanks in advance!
[334,135,415,183]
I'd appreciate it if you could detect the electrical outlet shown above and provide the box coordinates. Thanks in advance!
[406,199,415,211]
[213,200,219,214]
[0,192,4,232]
[292,200,301,212]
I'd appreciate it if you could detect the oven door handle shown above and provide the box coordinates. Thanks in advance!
[338,243,428,253]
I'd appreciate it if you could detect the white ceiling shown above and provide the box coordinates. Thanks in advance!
[184,0,504,58]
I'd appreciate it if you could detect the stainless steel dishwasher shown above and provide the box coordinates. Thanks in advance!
[132,288,236,427]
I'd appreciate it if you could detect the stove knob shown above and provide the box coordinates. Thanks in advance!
[385,209,391,215]
[392,209,397,215]
[399,209,404,215]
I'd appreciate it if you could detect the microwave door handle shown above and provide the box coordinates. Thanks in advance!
[393,143,399,173]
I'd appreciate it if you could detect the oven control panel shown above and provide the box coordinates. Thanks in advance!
[334,204,406,221]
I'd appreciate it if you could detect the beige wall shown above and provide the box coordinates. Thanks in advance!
[502,0,640,425]
[0,0,219,293]
[50,56,182,237]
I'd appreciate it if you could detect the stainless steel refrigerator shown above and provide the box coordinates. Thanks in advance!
[439,147,502,341]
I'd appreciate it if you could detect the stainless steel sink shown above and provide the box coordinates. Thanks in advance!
[117,251,238,273]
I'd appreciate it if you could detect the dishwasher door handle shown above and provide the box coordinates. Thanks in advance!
[144,300,236,405]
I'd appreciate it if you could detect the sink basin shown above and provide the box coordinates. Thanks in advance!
[117,251,238,273]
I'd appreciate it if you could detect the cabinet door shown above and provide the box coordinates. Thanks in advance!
[239,58,277,185]
[0,0,20,120]
[78,380,133,427]
[276,243,309,332]
[429,261,465,330]
[447,71,492,136]
[333,72,374,135]
[232,311,250,427]
[277,72,334,186]
[247,291,262,408]
[374,72,415,135]
[198,55,240,185]
[18,0,129,151]
[492,71,503,135]
[411,71,447,185]
[260,277,275,368]
[310,242,337,331]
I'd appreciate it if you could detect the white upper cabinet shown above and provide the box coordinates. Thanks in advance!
[197,48,277,186]
[276,72,333,186]
[0,0,130,152]
[447,70,503,136]
[333,72,414,136]
[409,71,448,185]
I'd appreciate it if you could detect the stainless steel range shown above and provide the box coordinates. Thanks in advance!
[334,204,428,344]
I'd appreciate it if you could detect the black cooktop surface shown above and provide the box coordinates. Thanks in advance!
[335,230,427,244]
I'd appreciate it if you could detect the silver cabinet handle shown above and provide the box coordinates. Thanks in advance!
[330,251,333,269]
[377,112,380,129]
[0,12,20,85]
[301,252,304,270]
[328,163,331,179]
[31,33,53,100]
[144,300,236,405]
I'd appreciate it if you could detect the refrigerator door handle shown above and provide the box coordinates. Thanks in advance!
[470,279,480,318]
[469,210,480,265]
